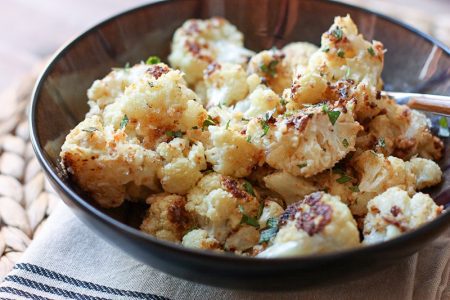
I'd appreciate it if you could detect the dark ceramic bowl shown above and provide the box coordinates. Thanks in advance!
[30,0,450,291]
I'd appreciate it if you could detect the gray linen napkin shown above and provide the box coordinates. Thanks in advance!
[0,203,449,300]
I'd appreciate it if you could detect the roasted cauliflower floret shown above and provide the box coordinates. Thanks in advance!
[263,171,317,205]
[87,63,149,110]
[321,152,443,217]
[351,151,416,216]
[234,84,283,119]
[284,15,384,121]
[313,169,366,217]
[247,103,362,177]
[258,199,284,228]
[203,62,249,107]
[205,104,247,134]
[225,226,260,252]
[258,192,359,257]
[156,138,207,194]
[247,48,292,94]
[186,173,261,248]
[140,193,192,242]
[60,115,162,208]
[357,100,444,160]
[354,151,416,195]
[168,18,254,85]
[182,229,221,250]
[205,126,263,178]
[282,42,319,71]
[102,64,207,149]
[363,187,442,244]
[407,157,442,190]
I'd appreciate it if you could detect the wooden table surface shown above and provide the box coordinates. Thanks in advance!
[0,0,448,91]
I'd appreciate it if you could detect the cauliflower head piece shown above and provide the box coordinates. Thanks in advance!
[247,102,362,177]
[103,63,207,149]
[156,137,207,194]
[205,125,264,178]
[284,15,385,122]
[87,63,149,111]
[363,187,442,244]
[258,192,359,258]
[282,42,319,71]
[141,193,192,242]
[60,115,162,208]
[186,173,261,250]
[247,48,292,94]
[168,18,254,85]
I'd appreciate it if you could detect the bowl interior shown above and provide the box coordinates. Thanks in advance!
[32,0,450,236]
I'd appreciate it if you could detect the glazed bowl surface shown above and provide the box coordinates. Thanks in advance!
[30,0,450,290]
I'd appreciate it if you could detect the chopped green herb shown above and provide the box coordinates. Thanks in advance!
[331,26,343,40]
[438,117,449,137]
[202,115,216,130]
[266,217,278,228]
[377,137,386,148]
[280,98,287,106]
[241,117,250,122]
[124,62,130,69]
[345,67,351,79]
[146,56,160,65]
[260,60,279,77]
[367,47,375,56]
[259,217,279,243]
[322,45,330,53]
[328,111,341,125]
[336,174,353,184]
[120,115,129,129]
[349,185,360,192]
[337,49,345,58]
[257,201,264,219]
[246,135,252,143]
[297,163,307,169]
[82,127,98,133]
[243,181,256,196]
[260,120,270,137]
[191,126,199,130]
[165,130,183,138]
[225,120,231,130]
[239,205,259,228]
[342,138,349,148]
[259,227,278,243]
[322,104,341,125]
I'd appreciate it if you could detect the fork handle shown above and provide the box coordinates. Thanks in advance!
[407,95,450,116]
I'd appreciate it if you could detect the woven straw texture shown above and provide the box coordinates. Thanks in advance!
[0,63,60,281]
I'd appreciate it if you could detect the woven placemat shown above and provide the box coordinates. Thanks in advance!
[0,62,60,281]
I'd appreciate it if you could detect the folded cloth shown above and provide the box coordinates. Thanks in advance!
[0,204,449,300]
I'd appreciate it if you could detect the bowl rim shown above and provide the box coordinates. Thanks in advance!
[29,0,450,264]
